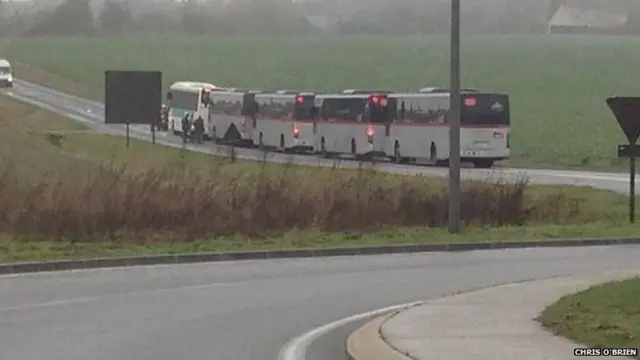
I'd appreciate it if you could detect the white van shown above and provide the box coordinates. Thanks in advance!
[0,59,13,88]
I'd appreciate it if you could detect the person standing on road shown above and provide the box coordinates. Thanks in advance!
[194,116,205,144]
[181,112,191,143]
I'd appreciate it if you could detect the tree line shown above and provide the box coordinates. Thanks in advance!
[0,0,638,37]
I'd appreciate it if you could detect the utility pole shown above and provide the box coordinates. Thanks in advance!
[447,0,461,233]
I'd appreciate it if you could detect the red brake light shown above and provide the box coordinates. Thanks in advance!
[296,96,304,103]
[293,125,300,137]
[366,127,374,137]
[464,97,476,106]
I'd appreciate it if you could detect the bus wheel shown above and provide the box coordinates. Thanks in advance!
[393,142,405,164]
[430,142,437,164]
[473,159,494,169]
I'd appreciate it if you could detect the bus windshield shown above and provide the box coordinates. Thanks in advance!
[321,97,395,123]
[321,98,367,121]
[461,94,510,126]
[293,95,316,120]
[169,90,199,111]
[366,96,396,123]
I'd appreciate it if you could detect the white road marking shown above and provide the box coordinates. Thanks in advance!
[277,301,423,360]
[0,282,230,313]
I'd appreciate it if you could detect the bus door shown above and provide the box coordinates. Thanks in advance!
[460,93,510,156]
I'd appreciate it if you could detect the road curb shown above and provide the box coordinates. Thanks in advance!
[1,236,640,275]
[371,270,640,360]
[346,313,413,360]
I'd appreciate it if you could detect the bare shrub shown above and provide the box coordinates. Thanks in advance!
[0,156,584,242]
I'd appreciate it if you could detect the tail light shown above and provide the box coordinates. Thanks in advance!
[366,126,374,143]
[369,95,388,106]
[293,125,300,138]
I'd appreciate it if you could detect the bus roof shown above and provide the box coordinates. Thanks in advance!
[275,89,299,95]
[391,92,507,99]
[317,93,390,100]
[418,87,478,93]
[170,81,220,92]
[342,89,394,94]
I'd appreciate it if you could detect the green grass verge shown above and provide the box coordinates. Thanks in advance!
[0,34,635,170]
[3,222,640,263]
[538,277,640,357]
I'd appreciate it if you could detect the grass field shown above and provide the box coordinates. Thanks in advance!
[2,92,640,262]
[538,277,640,357]
[1,34,637,170]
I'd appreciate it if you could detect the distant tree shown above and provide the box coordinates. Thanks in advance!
[130,10,178,35]
[0,0,6,36]
[99,0,131,34]
[28,0,94,36]
[180,0,206,35]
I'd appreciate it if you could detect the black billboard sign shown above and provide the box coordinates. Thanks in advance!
[105,70,162,125]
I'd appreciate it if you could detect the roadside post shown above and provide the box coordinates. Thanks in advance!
[607,96,640,223]
[448,0,461,233]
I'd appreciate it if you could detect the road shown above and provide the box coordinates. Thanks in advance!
[1,79,639,360]
[7,79,637,194]
[2,247,640,360]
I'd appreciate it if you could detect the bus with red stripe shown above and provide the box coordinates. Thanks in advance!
[253,92,317,152]
[208,90,258,145]
[314,93,396,159]
[386,92,510,168]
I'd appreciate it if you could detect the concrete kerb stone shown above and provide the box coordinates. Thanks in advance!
[1,236,640,275]
[347,313,415,360]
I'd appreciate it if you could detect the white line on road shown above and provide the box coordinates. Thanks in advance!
[277,300,424,360]
[0,281,231,313]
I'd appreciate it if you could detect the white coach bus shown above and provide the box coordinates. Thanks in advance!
[166,81,222,138]
[386,92,510,168]
[314,93,397,159]
[208,90,259,146]
[253,91,316,152]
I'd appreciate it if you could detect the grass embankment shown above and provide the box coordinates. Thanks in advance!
[538,277,640,357]
[0,94,639,262]
[0,34,636,170]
